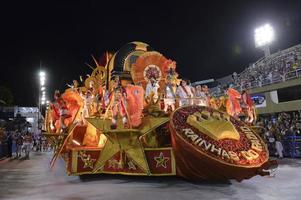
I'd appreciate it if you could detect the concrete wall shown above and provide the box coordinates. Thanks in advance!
[250,78,301,114]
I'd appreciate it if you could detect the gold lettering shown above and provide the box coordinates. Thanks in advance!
[251,140,263,152]
[246,133,258,140]
[241,151,252,160]
[228,151,239,161]
[241,126,251,132]
[241,149,259,161]
[248,149,259,159]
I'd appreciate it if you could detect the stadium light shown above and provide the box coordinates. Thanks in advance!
[39,71,46,77]
[38,70,47,122]
[39,71,46,86]
[37,67,47,131]
[254,24,274,57]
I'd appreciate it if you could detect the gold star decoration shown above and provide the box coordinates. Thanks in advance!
[154,152,170,169]
[86,116,169,174]
[79,151,96,169]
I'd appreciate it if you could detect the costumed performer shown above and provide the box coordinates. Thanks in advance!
[52,90,71,133]
[145,77,160,104]
[163,77,176,112]
[107,76,129,129]
[80,88,94,125]
[176,79,194,107]
[194,85,208,106]
[202,85,210,106]
[226,84,242,118]
[241,89,256,123]
[95,84,106,115]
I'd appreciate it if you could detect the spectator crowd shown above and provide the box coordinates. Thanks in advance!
[235,48,301,90]
[256,110,301,158]
[0,130,51,160]
[213,45,301,96]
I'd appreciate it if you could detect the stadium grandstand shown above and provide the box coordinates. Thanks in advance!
[210,44,301,95]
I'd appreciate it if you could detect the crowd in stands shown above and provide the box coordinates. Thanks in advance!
[256,110,301,158]
[235,48,301,90]
[213,44,301,95]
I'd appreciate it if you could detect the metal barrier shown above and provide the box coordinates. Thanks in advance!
[282,136,301,158]
[211,68,301,96]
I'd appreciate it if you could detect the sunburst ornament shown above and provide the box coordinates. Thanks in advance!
[143,64,162,82]
[131,51,167,89]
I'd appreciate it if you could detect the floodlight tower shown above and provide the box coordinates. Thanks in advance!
[39,71,46,107]
[254,24,275,57]
[38,70,47,130]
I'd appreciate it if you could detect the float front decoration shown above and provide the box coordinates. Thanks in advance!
[170,106,270,181]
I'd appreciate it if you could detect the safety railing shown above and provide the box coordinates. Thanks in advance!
[282,136,301,158]
[211,68,301,96]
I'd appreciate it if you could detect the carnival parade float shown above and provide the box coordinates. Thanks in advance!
[44,42,277,182]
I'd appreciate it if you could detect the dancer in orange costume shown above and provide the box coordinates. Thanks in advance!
[241,90,256,123]
[125,85,144,127]
[48,102,60,133]
[226,85,241,118]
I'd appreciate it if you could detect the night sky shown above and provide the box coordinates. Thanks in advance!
[1,0,301,106]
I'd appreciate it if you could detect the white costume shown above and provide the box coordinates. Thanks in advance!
[275,141,284,158]
[194,90,208,106]
[176,85,193,107]
[145,81,160,103]
[164,84,176,112]
[80,92,94,124]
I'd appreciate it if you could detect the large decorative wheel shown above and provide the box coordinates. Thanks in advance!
[143,64,162,82]
[131,51,167,89]
[170,105,272,181]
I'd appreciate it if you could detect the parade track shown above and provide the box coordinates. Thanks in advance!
[0,152,300,200]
